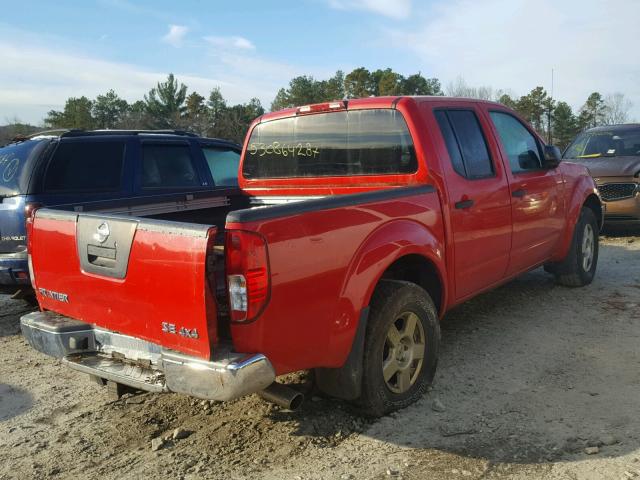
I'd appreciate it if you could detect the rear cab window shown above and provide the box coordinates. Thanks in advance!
[202,147,240,186]
[141,142,201,189]
[44,141,125,193]
[243,109,417,179]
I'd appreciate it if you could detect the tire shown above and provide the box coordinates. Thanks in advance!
[554,207,599,287]
[354,280,440,417]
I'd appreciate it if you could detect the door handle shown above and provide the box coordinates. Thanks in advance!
[512,189,527,198]
[455,199,474,209]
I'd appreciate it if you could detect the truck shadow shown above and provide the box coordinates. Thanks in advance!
[3,241,637,470]
[0,293,37,337]
[0,384,33,422]
[272,240,640,464]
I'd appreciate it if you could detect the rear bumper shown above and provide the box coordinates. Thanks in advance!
[20,311,275,401]
[0,252,29,285]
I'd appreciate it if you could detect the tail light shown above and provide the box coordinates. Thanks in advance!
[225,230,270,322]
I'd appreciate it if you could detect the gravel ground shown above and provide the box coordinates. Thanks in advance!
[1,232,639,480]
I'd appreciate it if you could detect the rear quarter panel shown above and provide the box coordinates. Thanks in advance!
[226,188,445,374]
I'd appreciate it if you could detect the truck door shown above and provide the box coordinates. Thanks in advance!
[432,106,512,301]
[485,110,565,275]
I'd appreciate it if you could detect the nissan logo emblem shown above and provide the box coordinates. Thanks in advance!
[93,222,110,244]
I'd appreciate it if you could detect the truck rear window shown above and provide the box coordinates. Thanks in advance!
[243,109,417,179]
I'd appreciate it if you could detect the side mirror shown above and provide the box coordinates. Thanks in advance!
[543,145,562,169]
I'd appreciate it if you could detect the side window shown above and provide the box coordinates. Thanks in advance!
[141,143,200,189]
[434,110,494,179]
[202,147,240,186]
[434,111,466,177]
[490,112,542,173]
[44,141,125,192]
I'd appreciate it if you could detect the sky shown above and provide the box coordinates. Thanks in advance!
[1,0,639,125]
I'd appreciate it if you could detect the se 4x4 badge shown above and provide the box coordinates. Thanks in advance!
[161,322,199,339]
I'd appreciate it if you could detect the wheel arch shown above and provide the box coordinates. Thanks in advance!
[316,219,446,401]
[376,253,444,315]
[583,193,603,230]
[341,219,447,319]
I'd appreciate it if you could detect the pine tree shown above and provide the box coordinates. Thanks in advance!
[92,90,129,129]
[371,68,401,96]
[270,88,290,112]
[401,74,442,96]
[578,92,607,130]
[44,97,94,129]
[118,100,149,129]
[144,73,188,128]
[517,87,548,134]
[497,94,517,109]
[319,70,346,100]
[207,87,228,136]
[553,102,578,149]
[182,92,208,135]
[344,67,373,98]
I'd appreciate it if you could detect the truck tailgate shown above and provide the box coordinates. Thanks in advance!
[30,209,217,360]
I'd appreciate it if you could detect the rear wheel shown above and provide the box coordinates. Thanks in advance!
[355,280,440,417]
[554,207,599,287]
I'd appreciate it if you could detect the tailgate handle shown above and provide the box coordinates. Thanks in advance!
[87,244,117,268]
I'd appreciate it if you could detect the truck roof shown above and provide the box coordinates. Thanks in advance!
[258,95,506,124]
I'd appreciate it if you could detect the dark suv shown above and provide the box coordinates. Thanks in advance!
[0,130,241,289]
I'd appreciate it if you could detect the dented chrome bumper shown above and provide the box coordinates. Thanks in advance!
[20,311,275,401]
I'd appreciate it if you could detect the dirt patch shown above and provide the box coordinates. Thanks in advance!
[1,234,639,479]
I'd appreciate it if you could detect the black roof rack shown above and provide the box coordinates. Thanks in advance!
[60,129,198,138]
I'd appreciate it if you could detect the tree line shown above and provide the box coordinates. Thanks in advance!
[446,77,632,148]
[271,68,443,111]
[40,74,265,144]
[2,68,634,148]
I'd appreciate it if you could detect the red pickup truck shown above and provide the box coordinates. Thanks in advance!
[21,97,602,417]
